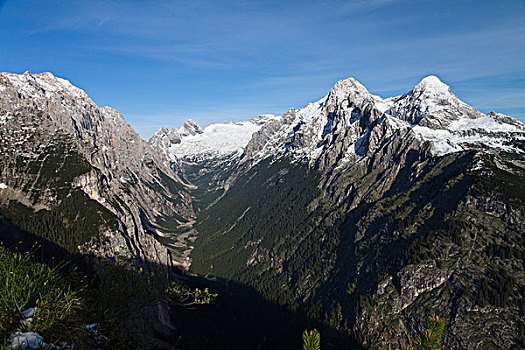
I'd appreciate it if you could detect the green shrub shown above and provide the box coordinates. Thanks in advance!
[303,329,321,350]
[167,284,218,306]
[91,246,217,348]
[406,315,445,350]
[0,245,85,345]
[0,244,218,349]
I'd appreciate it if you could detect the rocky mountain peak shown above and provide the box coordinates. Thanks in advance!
[324,77,376,111]
[390,75,483,129]
[240,74,525,168]
[0,71,88,100]
[330,77,369,96]
[149,127,183,156]
[180,119,204,136]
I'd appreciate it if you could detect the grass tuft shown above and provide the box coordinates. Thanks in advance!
[0,245,85,346]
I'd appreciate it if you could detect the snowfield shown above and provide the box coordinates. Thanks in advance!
[150,115,280,160]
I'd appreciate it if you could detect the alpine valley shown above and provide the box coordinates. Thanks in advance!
[1,71,525,349]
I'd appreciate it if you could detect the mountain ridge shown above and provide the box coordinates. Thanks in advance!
[1,71,524,349]
[0,70,193,267]
[171,74,525,349]
[149,74,524,172]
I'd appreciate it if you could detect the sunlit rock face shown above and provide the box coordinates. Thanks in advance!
[0,71,193,267]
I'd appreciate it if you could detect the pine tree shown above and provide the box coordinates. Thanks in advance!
[303,329,321,350]
[407,315,445,350]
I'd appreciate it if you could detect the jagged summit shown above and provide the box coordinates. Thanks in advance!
[180,119,204,136]
[329,77,370,99]
[237,74,525,167]
[7,71,523,168]
[0,71,88,100]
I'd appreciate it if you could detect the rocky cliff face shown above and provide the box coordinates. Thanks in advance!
[183,75,525,349]
[0,71,193,267]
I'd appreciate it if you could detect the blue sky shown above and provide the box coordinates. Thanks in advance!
[1,0,524,138]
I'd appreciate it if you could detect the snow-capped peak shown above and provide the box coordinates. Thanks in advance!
[390,75,483,129]
[325,77,392,114]
[239,74,525,166]
[327,77,373,106]
[332,77,369,94]
[413,75,450,96]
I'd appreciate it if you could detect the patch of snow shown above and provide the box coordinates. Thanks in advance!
[19,308,36,328]
[9,331,53,350]
[54,76,86,98]
[1,71,88,102]
[300,96,327,125]
[412,125,460,155]
[412,113,525,156]
[448,115,520,133]
[162,115,280,159]
[0,183,7,189]
[20,308,38,318]
[372,95,393,113]
[84,323,108,343]
[471,158,484,171]
[415,75,450,95]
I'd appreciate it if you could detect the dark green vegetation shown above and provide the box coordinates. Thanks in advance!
[191,158,326,284]
[409,315,446,350]
[0,191,114,254]
[0,245,87,347]
[0,135,114,254]
[303,329,321,350]
[189,158,357,347]
[0,244,218,349]
[7,133,92,202]
[188,151,525,349]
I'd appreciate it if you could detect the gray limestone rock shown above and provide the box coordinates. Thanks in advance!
[0,71,193,269]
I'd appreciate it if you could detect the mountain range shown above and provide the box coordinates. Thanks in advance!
[1,71,524,349]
